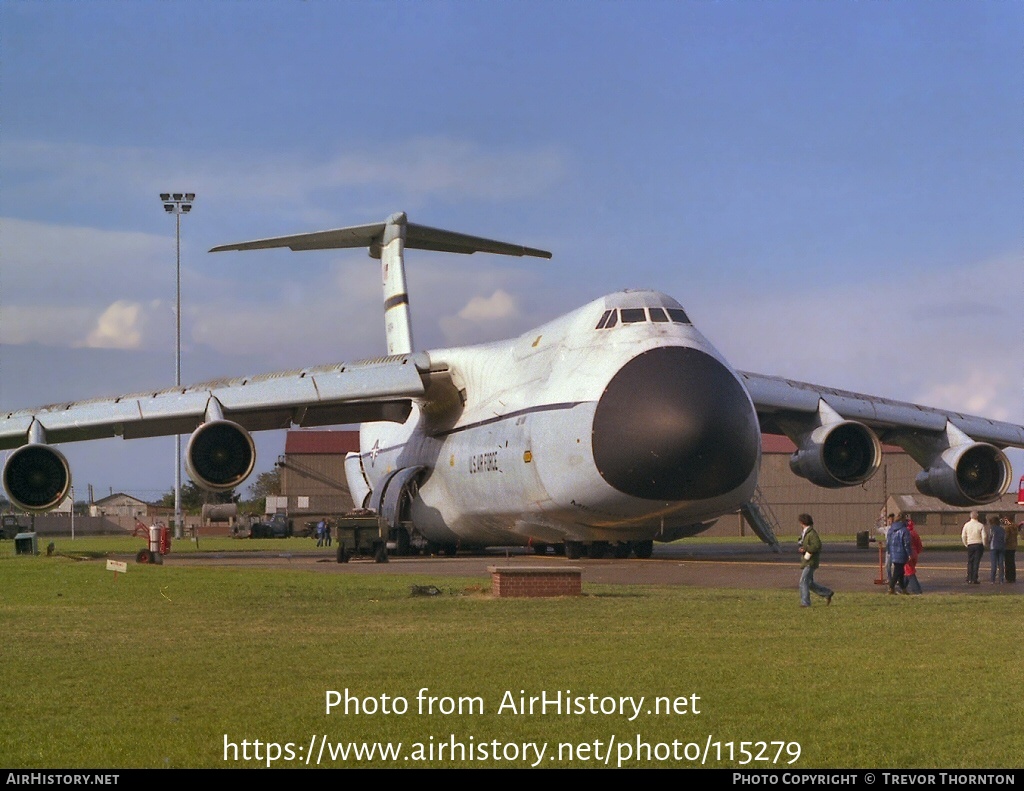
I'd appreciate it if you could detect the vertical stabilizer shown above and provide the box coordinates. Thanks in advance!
[376,212,414,355]
[210,212,550,357]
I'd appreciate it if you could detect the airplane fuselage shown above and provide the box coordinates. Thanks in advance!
[354,290,762,549]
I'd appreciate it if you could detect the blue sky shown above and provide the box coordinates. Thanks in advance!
[2,1,1022,500]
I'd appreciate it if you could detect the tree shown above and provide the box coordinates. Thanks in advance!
[248,468,282,500]
[160,481,237,515]
[240,468,282,516]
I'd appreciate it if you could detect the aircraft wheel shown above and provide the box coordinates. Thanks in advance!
[424,541,440,556]
[565,541,583,560]
[613,542,631,559]
[373,541,389,564]
[151,552,163,565]
[394,529,411,556]
[442,544,457,557]
[337,545,349,564]
[632,540,654,559]
[533,542,548,556]
[552,543,566,556]
[588,541,608,559]
[136,549,151,564]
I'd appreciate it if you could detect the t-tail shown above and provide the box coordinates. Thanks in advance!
[210,212,552,355]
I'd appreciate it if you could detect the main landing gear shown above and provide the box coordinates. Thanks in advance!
[562,540,653,559]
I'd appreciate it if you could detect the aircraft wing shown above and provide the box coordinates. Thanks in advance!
[739,371,1024,447]
[739,370,1024,506]
[0,353,433,511]
[0,353,430,449]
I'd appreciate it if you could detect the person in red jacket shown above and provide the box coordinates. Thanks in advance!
[904,518,924,594]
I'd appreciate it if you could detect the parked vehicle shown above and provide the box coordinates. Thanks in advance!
[250,513,292,538]
[1,513,25,540]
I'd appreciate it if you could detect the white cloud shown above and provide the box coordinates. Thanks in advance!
[83,301,143,349]
[80,299,175,351]
[457,289,519,321]
[438,288,536,346]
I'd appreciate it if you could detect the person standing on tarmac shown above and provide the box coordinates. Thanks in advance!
[887,514,912,595]
[904,518,924,594]
[988,514,1005,584]
[961,511,987,585]
[1003,517,1018,583]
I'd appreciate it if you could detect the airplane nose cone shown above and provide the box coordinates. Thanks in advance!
[592,346,760,501]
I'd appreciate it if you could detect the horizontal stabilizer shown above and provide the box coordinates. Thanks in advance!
[211,215,552,259]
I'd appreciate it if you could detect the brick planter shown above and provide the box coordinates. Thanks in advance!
[488,566,582,598]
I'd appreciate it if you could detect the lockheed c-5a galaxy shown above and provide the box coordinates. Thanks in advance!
[3,212,1022,559]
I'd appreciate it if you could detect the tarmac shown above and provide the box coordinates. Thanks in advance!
[159,542,1023,597]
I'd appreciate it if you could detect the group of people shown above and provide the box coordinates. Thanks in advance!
[796,506,1023,607]
[880,513,924,595]
[961,510,1018,585]
[315,517,332,547]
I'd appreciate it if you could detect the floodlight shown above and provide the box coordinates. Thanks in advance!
[158,189,195,542]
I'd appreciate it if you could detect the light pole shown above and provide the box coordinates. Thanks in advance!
[159,192,194,540]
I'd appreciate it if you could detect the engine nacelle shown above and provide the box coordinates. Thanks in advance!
[915,442,1011,506]
[185,420,256,492]
[3,444,71,513]
[789,421,882,488]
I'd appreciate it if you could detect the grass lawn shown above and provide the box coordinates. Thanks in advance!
[0,550,1016,769]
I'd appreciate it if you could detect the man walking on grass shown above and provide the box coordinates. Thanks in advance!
[797,513,833,607]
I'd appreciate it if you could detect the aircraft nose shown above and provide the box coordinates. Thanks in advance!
[592,346,760,501]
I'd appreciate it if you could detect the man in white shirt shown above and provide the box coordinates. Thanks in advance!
[961,510,987,585]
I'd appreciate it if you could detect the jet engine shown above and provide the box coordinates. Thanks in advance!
[185,419,256,492]
[789,420,882,488]
[3,443,71,513]
[915,442,1011,506]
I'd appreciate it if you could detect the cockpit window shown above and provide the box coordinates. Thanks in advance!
[597,305,686,330]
